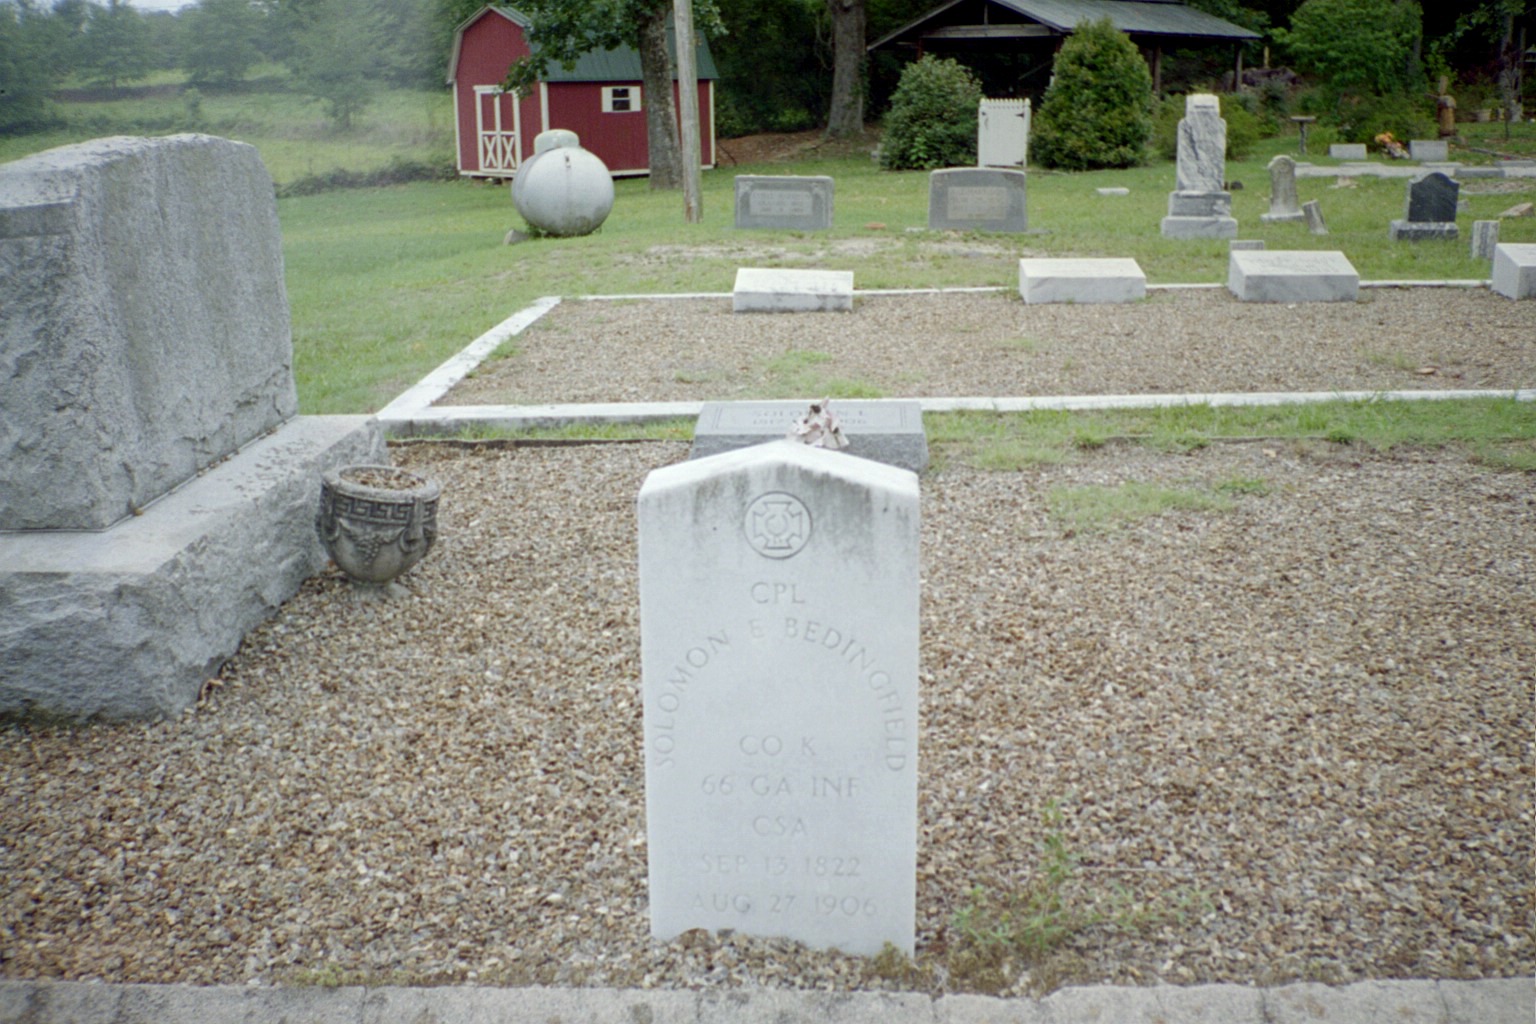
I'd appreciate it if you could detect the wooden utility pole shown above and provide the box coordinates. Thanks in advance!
[675,0,702,222]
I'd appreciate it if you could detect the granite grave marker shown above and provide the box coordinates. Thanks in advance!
[1261,154,1305,223]
[735,176,834,230]
[927,168,1027,232]
[1390,171,1460,241]
[1161,94,1238,239]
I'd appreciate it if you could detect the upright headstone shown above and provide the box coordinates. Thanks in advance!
[927,167,1028,232]
[735,175,834,230]
[1302,199,1329,235]
[1329,143,1368,160]
[1161,94,1238,239]
[1261,154,1305,223]
[1471,220,1500,261]
[1390,171,1460,241]
[0,134,381,720]
[639,442,920,956]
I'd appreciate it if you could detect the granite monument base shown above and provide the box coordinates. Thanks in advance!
[1390,220,1460,242]
[0,416,383,721]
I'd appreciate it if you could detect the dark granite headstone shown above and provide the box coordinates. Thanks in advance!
[1405,172,1459,222]
[1390,171,1460,241]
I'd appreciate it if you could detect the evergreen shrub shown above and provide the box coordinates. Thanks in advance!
[1032,17,1155,171]
[879,55,983,171]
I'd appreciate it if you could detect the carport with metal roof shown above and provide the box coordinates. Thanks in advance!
[869,0,1261,96]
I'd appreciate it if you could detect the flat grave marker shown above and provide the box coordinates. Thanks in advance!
[1019,257,1146,304]
[639,441,920,956]
[1228,250,1359,303]
[1491,243,1536,299]
[732,268,853,313]
[693,401,928,473]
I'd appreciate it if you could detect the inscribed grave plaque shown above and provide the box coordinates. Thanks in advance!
[927,168,1027,232]
[639,442,920,955]
[735,176,834,230]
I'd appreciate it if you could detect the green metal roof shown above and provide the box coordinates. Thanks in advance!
[871,0,1260,50]
[999,0,1259,39]
[489,4,719,82]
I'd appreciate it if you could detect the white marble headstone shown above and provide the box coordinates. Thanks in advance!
[638,441,920,955]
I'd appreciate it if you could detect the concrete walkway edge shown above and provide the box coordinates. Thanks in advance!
[2,976,1531,1024]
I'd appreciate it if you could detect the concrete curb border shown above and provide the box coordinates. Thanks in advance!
[2,976,1530,1024]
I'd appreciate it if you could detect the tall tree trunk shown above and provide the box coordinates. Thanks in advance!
[639,4,683,190]
[823,0,865,138]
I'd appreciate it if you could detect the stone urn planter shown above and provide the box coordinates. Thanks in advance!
[315,465,440,592]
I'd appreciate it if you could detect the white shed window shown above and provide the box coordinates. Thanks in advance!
[602,86,641,113]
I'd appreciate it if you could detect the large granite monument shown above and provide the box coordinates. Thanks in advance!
[0,135,381,720]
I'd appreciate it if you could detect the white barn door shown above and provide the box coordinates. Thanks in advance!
[978,98,1030,168]
[475,86,520,176]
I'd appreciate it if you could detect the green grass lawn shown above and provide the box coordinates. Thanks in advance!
[3,86,1534,415]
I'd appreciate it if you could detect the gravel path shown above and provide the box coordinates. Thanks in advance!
[3,437,1532,996]
[443,288,1536,406]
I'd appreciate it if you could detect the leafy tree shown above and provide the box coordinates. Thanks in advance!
[878,55,981,170]
[1274,0,1424,99]
[502,0,723,190]
[1,0,65,131]
[711,0,823,135]
[1032,17,1154,171]
[283,0,377,129]
[180,0,265,86]
[76,0,152,90]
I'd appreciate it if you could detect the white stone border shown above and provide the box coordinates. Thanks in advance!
[375,289,1531,437]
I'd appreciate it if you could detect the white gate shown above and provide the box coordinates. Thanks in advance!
[475,86,519,176]
[977,98,1030,168]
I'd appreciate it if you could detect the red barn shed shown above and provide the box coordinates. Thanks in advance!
[447,5,718,179]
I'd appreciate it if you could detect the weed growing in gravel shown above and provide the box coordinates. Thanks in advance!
[937,800,1217,996]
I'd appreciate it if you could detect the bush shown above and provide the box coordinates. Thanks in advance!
[1332,91,1437,145]
[1151,93,1260,161]
[1274,0,1423,100]
[1032,18,1154,171]
[879,56,983,171]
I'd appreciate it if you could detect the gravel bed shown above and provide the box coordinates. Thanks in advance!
[3,439,1532,995]
[443,288,1536,406]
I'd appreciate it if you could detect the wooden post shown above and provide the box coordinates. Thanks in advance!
[675,0,703,223]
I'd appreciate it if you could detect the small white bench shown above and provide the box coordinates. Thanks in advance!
[1018,258,1146,304]
[732,268,853,313]
[1491,243,1536,300]
[1227,250,1359,303]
